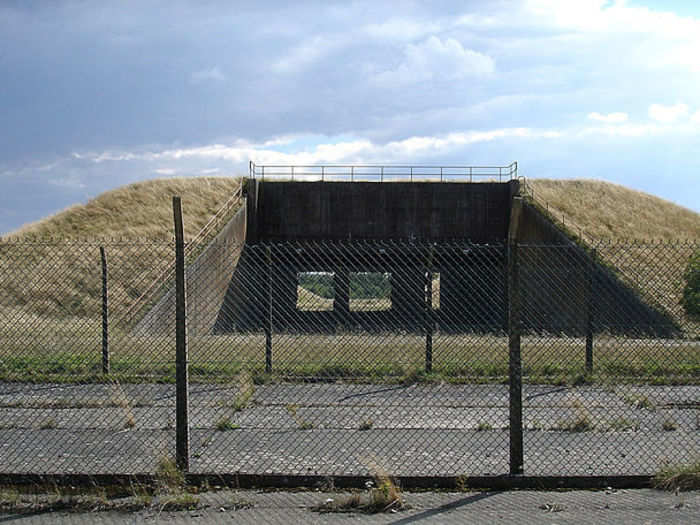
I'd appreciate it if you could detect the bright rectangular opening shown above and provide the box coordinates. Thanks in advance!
[349,272,391,311]
[430,272,440,310]
[297,272,334,311]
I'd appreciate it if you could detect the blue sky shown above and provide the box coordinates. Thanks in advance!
[1,0,699,233]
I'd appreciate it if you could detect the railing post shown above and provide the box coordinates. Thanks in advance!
[173,196,190,473]
[265,245,273,374]
[508,241,524,475]
[100,246,109,375]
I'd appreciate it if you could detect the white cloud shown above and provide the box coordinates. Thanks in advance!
[648,103,689,123]
[73,128,559,170]
[376,36,494,84]
[579,123,661,138]
[190,67,225,84]
[587,111,628,123]
[271,36,344,73]
[525,0,700,38]
[524,1,700,73]
[364,18,441,41]
[49,176,87,189]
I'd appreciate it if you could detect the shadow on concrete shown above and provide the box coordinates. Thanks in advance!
[388,491,498,524]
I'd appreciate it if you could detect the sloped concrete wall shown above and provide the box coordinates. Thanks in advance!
[517,203,678,336]
[134,200,247,335]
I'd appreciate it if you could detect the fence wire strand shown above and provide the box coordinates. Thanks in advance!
[0,238,697,478]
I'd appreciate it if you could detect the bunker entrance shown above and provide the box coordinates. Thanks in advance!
[349,272,391,312]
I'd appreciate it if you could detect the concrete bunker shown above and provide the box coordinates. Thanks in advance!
[138,164,678,337]
[210,166,677,337]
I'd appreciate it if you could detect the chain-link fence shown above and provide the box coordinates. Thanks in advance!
[0,237,697,480]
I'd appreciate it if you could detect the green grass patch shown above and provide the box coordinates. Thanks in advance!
[0,331,697,385]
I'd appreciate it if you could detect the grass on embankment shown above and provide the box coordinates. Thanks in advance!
[1,177,697,322]
[11,177,242,240]
[0,177,697,386]
[526,179,699,331]
[1,177,242,322]
[527,179,699,241]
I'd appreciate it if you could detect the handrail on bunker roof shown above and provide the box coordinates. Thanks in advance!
[248,161,518,183]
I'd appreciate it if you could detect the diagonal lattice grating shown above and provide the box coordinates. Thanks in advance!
[0,237,697,478]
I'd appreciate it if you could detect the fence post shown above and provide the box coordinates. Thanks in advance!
[508,241,524,475]
[173,196,190,473]
[585,249,596,373]
[265,245,273,374]
[424,245,434,373]
[100,246,109,375]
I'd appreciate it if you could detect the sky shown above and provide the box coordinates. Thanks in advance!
[1,0,699,234]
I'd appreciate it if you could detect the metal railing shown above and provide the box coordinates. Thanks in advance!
[249,161,518,182]
[121,181,244,325]
[519,177,595,245]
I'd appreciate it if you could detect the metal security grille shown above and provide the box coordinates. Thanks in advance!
[0,237,697,480]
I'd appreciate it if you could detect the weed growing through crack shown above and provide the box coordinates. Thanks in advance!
[662,418,679,431]
[39,418,57,429]
[216,418,240,431]
[154,456,200,511]
[0,459,206,514]
[654,460,700,491]
[555,399,594,432]
[0,483,152,514]
[156,456,185,492]
[111,379,136,429]
[358,419,373,431]
[313,467,404,513]
[527,419,543,431]
[286,403,314,430]
[159,492,199,511]
[606,417,639,431]
[231,371,255,412]
[624,393,655,410]
[476,422,493,431]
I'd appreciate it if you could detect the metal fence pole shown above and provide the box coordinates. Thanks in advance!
[508,242,524,475]
[265,245,273,374]
[100,246,109,375]
[173,196,190,473]
[585,248,596,373]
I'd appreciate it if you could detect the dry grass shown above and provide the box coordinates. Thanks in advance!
[526,179,699,331]
[0,176,696,324]
[527,179,699,241]
[314,460,404,514]
[10,177,242,240]
[654,459,700,491]
[0,177,242,323]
